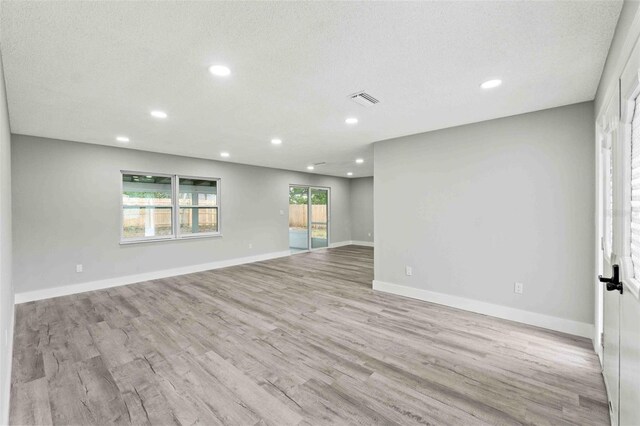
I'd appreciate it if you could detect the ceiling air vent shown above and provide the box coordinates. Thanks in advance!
[349,91,380,107]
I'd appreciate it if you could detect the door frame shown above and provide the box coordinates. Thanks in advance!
[596,52,640,426]
[596,112,616,360]
[288,184,331,251]
[618,69,640,300]
[309,186,330,250]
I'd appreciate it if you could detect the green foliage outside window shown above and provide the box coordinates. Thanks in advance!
[289,187,327,205]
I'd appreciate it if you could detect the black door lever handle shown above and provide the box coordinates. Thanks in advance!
[599,264,623,294]
[598,265,616,283]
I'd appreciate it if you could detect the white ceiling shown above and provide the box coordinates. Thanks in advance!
[0,1,622,178]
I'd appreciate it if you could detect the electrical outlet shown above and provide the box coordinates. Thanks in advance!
[368,232,372,237]
[279,210,284,216]
[405,266,412,276]
[248,243,253,249]
[76,264,83,273]
[514,282,524,294]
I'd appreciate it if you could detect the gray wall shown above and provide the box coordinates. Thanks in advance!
[374,102,595,324]
[12,135,352,294]
[349,177,374,243]
[0,49,13,424]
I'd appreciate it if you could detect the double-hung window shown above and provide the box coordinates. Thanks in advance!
[121,172,220,243]
[178,177,219,236]
[122,173,174,242]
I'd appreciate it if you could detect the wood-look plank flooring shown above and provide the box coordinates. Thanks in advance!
[10,246,608,425]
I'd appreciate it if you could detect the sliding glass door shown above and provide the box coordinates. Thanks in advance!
[310,188,329,249]
[289,186,309,251]
[288,185,330,251]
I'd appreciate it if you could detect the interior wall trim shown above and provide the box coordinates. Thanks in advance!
[373,280,594,338]
[350,240,374,247]
[329,240,374,248]
[1,308,14,425]
[14,241,372,303]
[14,250,293,303]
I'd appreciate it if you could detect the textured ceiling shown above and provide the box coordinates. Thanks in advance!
[0,1,622,178]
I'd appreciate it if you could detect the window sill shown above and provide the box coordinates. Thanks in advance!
[120,233,222,245]
[178,233,223,240]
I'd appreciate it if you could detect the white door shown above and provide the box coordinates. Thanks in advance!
[615,53,640,426]
[597,98,620,424]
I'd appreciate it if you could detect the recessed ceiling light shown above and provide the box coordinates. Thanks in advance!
[150,110,167,119]
[271,138,282,145]
[480,79,502,89]
[116,136,129,143]
[355,158,364,164]
[307,165,314,170]
[347,172,353,176]
[209,65,231,77]
[220,152,230,158]
[345,117,358,124]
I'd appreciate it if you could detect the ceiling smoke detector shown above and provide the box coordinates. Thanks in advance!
[349,91,380,107]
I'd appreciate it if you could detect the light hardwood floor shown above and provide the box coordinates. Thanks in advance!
[10,245,608,425]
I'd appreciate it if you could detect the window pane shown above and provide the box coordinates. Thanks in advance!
[180,207,218,234]
[179,178,217,207]
[311,223,328,248]
[123,206,173,238]
[632,96,640,278]
[122,174,173,206]
[289,186,309,250]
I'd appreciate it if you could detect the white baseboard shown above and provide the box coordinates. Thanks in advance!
[1,304,14,426]
[15,250,292,304]
[329,241,354,248]
[350,240,374,247]
[329,240,374,248]
[14,242,373,304]
[372,280,593,338]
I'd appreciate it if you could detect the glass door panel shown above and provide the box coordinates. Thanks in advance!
[289,186,309,251]
[310,188,329,249]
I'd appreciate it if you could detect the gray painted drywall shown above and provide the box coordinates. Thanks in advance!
[12,135,352,294]
[595,0,640,115]
[349,177,373,243]
[0,48,13,424]
[374,102,595,324]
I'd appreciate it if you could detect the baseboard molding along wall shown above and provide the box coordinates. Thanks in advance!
[350,240,374,247]
[15,250,292,304]
[372,280,593,338]
[14,241,374,304]
[330,240,374,248]
[1,308,14,425]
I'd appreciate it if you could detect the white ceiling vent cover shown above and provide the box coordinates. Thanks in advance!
[349,91,380,107]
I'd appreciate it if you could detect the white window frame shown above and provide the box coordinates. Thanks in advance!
[120,171,222,244]
[120,171,176,244]
[619,71,640,299]
[288,184,331,250]
[176,175,222,239]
